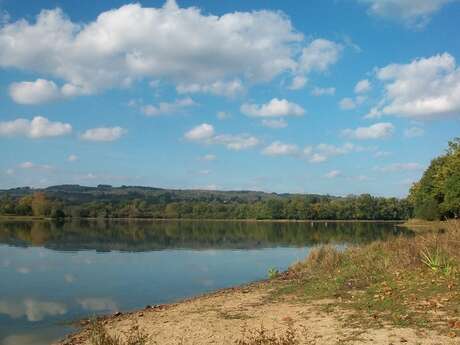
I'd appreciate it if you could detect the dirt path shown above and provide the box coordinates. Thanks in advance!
[57,282,458,345]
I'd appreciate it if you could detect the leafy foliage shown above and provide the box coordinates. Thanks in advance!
[0,185,412,220]
[409,138,460,220]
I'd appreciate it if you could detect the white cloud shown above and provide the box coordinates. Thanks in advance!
[177,80,245,98]
[0,116,72,139]
[262,141,299,156]
[342,122,394,140]
[374,162,423,172]
[404,126,425,138]
[288,76,307,90]
[9,79,61,104]
[185,123,259,151]
[80,127,126,142]
[185,123,215,141]
[367,53,460,120]
[354,79,372,94]
[19,162,35,169]
[358,0,454,28]
[0,2,307,96]
[212,134,259,151]
[339,95,366,110]
[260,141,359,163]
[325,170,341,178]
[339,97,357,110]
[311,87,335,96]
[261,119,288,129]
[5,169,15,176]
[141,97,196,116]
[18,162,53,170]
[200,154,216,161]
[298,39,342,74]
[241,98,305,117]
[289,39,342,90]
[67,154,78,162]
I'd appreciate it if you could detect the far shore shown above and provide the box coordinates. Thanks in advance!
[0,215,405,223]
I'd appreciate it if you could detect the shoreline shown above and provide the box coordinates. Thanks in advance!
[55,221,459,345]
[0,215,405,223]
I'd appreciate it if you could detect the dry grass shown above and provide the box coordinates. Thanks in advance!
[88,319,149,345]
[276,220,460,335]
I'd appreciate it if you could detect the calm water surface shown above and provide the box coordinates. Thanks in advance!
[0,220,408,345]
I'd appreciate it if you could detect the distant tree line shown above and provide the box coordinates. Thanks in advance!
[0,191,411,220]
[409,138,460,220]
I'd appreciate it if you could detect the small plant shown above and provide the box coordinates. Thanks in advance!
[268,267,279,279]
[420,246,454,275]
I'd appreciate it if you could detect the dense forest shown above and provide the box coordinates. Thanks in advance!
[0,185,411,220]
[0,138,458,221]
[409,138,460,220]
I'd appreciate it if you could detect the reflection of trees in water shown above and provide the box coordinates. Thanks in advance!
[0,220,411,252]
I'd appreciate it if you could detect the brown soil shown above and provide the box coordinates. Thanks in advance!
[56,282,458,345]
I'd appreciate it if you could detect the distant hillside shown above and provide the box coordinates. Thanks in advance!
[0,184,332,204]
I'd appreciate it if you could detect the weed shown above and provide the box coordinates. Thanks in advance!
[268,267,279,279]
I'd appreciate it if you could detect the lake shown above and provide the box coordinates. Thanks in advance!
[0,220,408,345]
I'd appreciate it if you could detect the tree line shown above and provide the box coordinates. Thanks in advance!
[0,191,411,220]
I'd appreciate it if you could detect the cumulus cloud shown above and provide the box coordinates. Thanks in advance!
[304,143,358,163]
[342,122,394,140]
[9,79,62,104]
[288,76,307,90]
[141,97,196,116]
[0,116,72,139]
[0,2,309,97]
[325,170,341,178]
[339,97,357,110]
[311,87,336,96]
[185,123,259,151]
[212,134,259,150]
[19,162,53,170]
[366,53,460,120]
[241,98,305,117]
[261,119,288,129]
[177,80,245,98]
[80,127,126,142]
[298,39,342,74]
[262,141,299,156]
[260,141,361,163]
[374,162,423,172]
[404,127,425,138]
[339,95,366,110]
[184,123,215,141]
[357,0,454,28]
[354,79,372,94]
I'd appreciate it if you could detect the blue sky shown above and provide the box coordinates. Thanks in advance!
[0,0,459,197]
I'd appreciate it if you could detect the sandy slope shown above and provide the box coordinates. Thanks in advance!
[56,281,458,345]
